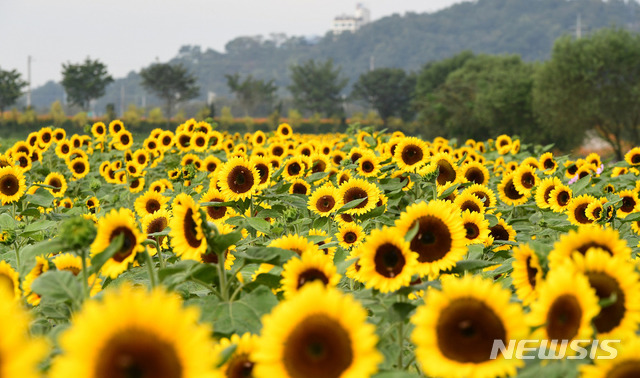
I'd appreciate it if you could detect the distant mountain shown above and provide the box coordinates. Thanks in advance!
[27,0,640,116]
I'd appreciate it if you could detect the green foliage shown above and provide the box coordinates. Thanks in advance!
[61,58,114,110]
[18,108,37,125]
[195,106,210,121]
[287,109,303,128]
[122,104,144,127]
[351,68,417,124]
[0,67,27,112]
[147,107,165,123]
[220,106,234,128]
[139,63,199,119]
[533,27,640,160]
[225,73,277,116]
[71,112,88,128]
[288,59,348,117]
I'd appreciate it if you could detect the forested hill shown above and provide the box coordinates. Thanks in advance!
[31,0,640,111]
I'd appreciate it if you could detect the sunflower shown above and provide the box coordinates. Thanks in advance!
[527,265,599,354]
[282,156,308,181]
[170,193,207,261]
[141,209,171,249]
[90,209,146,279]
[392,137,429,172]
[276,123,293,138]
[308,186,341,217]
[394,200,467,277]
[337,178,381,216]
[23,256,50,305]
[616,189,640,218]
[91,122,107,140]
[214,333,259,378]
[309,154,330,176]
[511,244,543,305]
[581,337,640,378]
[486,218,517,252]
[289,179,311,196]
[53,254,103,296]
[12,151,31,171]
[218,157,259,202]
[330,150,346,166]
[308,229,336,258]
[495,134,513,154]
[129,177,145,193]
[336,223,365,249]
[52,127,66,142]
[463,184,497,211]
[539,152,557,174]
[497,172,530,206]
[0,261,21,300]
[548,184,572,213]
[356,151,381,178]
[567,248,640,339]
[269,234,320,256]
[113,130,134,151]
[534,176,561,209]
[253,283,382,378]
[512,165,539,195]
[566,194,597,225]
[50,285,221,378]
[281,252,341,299]
[431,152,459,185]
[459,161,489,185]
[460,210,490,246]
[356,227,418,293]
[134,190,169,218]
[86,196,100,213]
[200,188,233,222]
[624,147,640,166]
[67,157,90,180]
[453,191,485,213]
[411,275,527,378]
[0,166,26,205]
[201,155,222,177]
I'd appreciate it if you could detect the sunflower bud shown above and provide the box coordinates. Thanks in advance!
[89,179,101,192]
[60,216,97,251]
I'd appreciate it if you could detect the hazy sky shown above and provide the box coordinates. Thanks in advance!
[1,0,467,87]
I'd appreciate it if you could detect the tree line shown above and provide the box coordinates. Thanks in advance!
[2,27,640,157]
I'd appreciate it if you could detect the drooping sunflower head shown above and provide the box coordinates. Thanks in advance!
[566,194,597,225]
[219,157,259,201]
[169,193,207,261]
[497,172,530,206]
[395,200,467,277]
[511,244,543,305]
[431,152,459,186]
[460,210,490,246]
[90,208,146,279]
[0,166,26,205]
[281,251,341,298]
[411,275,528,378]
[50,284,220,378]
[253,282,382,378]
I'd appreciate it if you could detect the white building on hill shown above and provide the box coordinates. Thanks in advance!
[332,4,370,35]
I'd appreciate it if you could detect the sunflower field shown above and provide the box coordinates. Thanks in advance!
[1,119,640,377]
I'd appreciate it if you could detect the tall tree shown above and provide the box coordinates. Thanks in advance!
[351,68,416,125]
[534,28,640,160]
[0,67,27,113]
[61,58,114,110]
[225,73,277,116]
[140,63,199,120]
[288,59,348,117]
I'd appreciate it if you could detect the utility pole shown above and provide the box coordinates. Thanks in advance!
[576,13,582,39]
[26,55,32,108]
[120,85,125,117]
[369,55,375,71]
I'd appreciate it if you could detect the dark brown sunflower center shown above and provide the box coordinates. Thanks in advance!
[183,208,202,248]
[525,256,538,288]
[343,187,368,209]
[120,134,130,145]
[226,353,254,378]
[332,155,343,165]
[339,214,354,223]
[576,242,612,256]
[228,166,255,194]
[605,360,640,378]
[464,167,485,185]
[543,159,555,169]
[131,179,141,189]
[568,165,578,175]
[343,232,357,244]
[137,156,146,165]
[95,329,182,378]
[621,197,637,213]
[206,200,227,220]
[292,183,308,195]
[543,185,556,203]
[489,225,510,243]
[18,156,29,167]
[312,161,326,173]
[42,132,52,143]
[587,272,625,334]
[472,191,490,208]
[631,154,640,164]
[178,135,190,147]
[283,314,353,378]
[556,191,570,206]
[546,294,583,340]
[401,145,423,166]
[464,223,479,240]
[255,163,269,184]
[195,137,206,147]
[72,161,86,174]
[436,298,507,363]
[521,172,535,189]
[96,126,105,134]
[145,199,161,214]
[146,217,168,236]
[287,162,302,176]
[460,200,481,213]
[0,174,19,196]
[109,227,138,263]
[436,160,456,185]
[316,196,336,212]
[408,216,452,263]
[272,146,284,156]
[350,153,362,163]
[297,268,329,289]
[361,160,374,173]
[504,178,523,200]
[573,203,592,224]
[374,243,406,278]
[61,144,70,154]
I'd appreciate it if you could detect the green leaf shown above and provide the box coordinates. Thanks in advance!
[209,231,242,255]
[234,247,297,265]
[357,204,386,221]
[388,302,417,322]
[438,183,460,200]
[208,286,279,336]
[89,234,124,275]
[245,217,271,234]
[336,197,367,213]
[446,259,500,274]
[215,344,238,368]
[306,171,330,182]
[21,220,58,237]
[0,213,16,230]
[200,201,236,207]
[373,371,421,378]
[21,238,65,264]
[31,271,83,305]
[404,221,420,242]
[243,273,282,291]
[571,175,591,194]
[27,188,55,208]
[621,211,640,222]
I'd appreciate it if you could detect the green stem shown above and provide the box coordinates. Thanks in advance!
[153,238,165,269]
[143,247,157,288]
[397,319,404,369]
[189,278,224,300]
[229,282,245,302]
[80,249,90,299]
[218,249,228,300]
